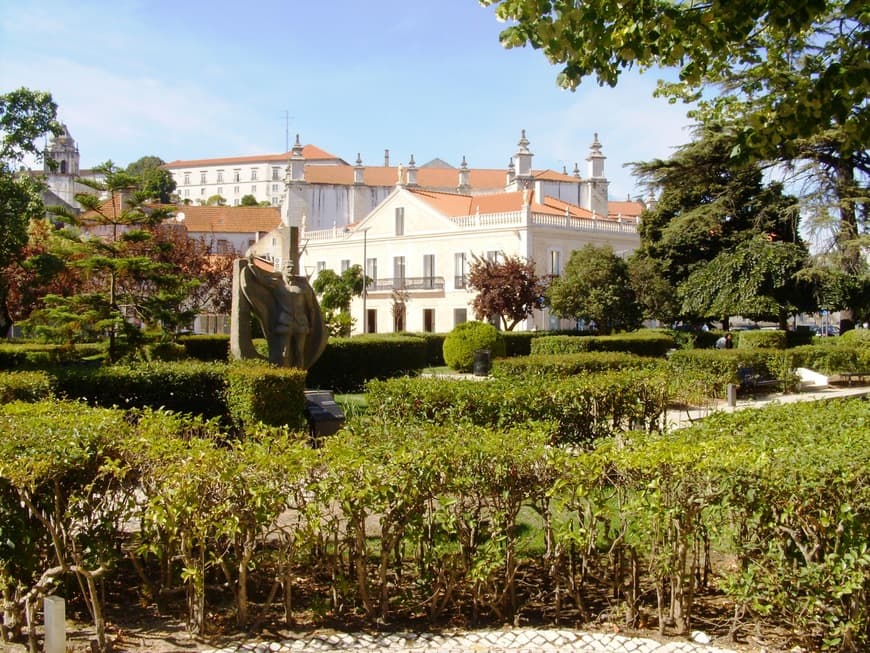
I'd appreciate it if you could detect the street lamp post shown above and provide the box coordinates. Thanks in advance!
[362,228,368,333]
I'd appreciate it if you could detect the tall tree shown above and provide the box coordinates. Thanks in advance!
[0,87,61,336]
[467,253,546,331]
[23,162,185,358]
[312,266,366,336]
[631,126,810,325]
[546,244,641,333]
[482,0,868,326]
[125,155,176,203]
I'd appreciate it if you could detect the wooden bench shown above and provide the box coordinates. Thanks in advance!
[839,372,867,386]
[737,366,781,395]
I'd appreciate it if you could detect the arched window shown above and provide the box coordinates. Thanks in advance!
[60,160,67,173]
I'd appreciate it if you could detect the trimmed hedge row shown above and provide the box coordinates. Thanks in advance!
[306,334,428,392]
[4,397,866,651]
[531,331,675,357]
[0,342,106,368]
[492,350,662,379]
[178,334,231,361]
[0,370,55,403]
[366,368,671,445]
[737,329,787,349]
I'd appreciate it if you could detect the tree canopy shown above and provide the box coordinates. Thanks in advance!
[467,253,546,331]
[0,88,61,336]
[546,244,641,333]
[125,155,176,203]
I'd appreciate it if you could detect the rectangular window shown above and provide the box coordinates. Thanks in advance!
[200,171,207,184]
[183,172,190,185]
[200,188,206,195]
[217,170,224,183]
[233,199,240,206]
[272,167,280,180]
[216,239,230,254]
[549,249,562,276]
[217,187,223,195]
[271,197,279,205]
[393,256,405,289]
[395,207,404,235]
[233,169,241,182]
[454,252,467,289]
[234,186,240,194]
[271,183,279,192]
[251,168,258,181]
[486,250,499,263]
[366,258,377,284]
[423,254,435,289]
[423,308,435,332]
[454,308,467,326]
[184,189,190,197]
[366,309,377,334]
[317,261,326,272]
[340,259,351,273]
[251,185,257,193]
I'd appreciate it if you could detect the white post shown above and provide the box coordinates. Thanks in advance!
[44,595,66,653]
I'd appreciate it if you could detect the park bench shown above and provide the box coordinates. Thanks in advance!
[839,371,867,386]
[737,366,780,395]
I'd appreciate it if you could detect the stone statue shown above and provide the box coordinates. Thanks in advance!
[230,256,327,369]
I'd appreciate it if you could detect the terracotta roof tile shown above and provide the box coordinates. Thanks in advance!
[607,200,644,218]
[163,144,343,169]
[172,206,281,233]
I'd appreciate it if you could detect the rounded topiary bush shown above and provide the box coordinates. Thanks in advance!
[442,322,506,372]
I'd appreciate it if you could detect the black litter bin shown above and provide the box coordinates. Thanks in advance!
[473,349,491,376]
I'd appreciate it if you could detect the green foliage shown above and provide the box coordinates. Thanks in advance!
[239,194,259,206]
[125,156,176,203]
[409,331,447,366]
[501,330,538,357]
[667,348,770,393]
[546,244,641,333]
[306,334,429,392]
[53,361,229,419]
[792,344,870,375]
[840,328,870,347]
[442,321,505,372]
[492,351,662,380]
[0,341,106,368]
[312,266,366,336]
[530,331,675,357]
[178,334,230,361]
[737,329,787,350]
[0,370,53,402]
[367,369,670,445]
[225,362,307,431]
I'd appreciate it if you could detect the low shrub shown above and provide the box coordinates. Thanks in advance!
[408,332,447,366]
[531,331,675,357]
[178,334,231,361]
[0,370,54,402]
[307,334,428,392]
[442,322,505,372]
[502,331,538,357]
[791,344,870,376]
[492,351,661,379]
[737,329,786,350]
[839,328,870,347]
[0,342,106,369]
[225,363,307,431]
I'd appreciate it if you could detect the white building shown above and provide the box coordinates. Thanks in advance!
[35,124,105,213]
[250,131,643,334]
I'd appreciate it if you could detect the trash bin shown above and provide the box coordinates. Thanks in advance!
[473,349,491,376]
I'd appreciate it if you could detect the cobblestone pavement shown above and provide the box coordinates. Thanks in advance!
[204,627,742,653]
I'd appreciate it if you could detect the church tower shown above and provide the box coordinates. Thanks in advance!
[583,133,609,217]
[43,124,81,208]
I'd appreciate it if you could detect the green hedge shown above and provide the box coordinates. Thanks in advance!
[408,332,447,366]
[53,361,229,419]
[178,334,231,361]
[0,370,54,402]
[667,348,771,391]
[0,342,106,369]
[306,334,428,392]
[366,368,670,445]
[225,363,307,430]
[531,331,675,357]
[492,351,662,379]
[502,331,538,357]
[791,344,870,375]
[840,328,870,347]
[737,329,787,349]
[442,322,506,372]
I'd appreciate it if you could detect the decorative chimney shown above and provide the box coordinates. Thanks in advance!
[514,129,534,190]
[353,153,364,185]
[384,149,390,167]
[586,132,605,179]
[406,154,418,187]
[506,158,516,187]
[457,155,471,193]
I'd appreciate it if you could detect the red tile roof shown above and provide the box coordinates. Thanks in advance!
[171,206,281,234]
[607,200,645,219]
[163,144,342,169]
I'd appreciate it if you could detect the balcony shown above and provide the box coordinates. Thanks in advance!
[368,276,444,292]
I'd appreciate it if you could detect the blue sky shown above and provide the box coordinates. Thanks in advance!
[1,0,696,200]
